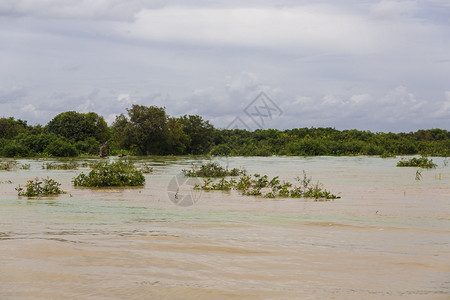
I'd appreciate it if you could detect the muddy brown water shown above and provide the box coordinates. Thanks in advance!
[0,156,449,299]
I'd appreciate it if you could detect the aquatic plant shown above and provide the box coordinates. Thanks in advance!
[0,160,17,170]
[20,163,31,170]
[182,162,246,177]
[198,178,236,191]
[396,156,437,169]
[194,169,340,201]
[16,177,66,197]
[42,161,79,170]
[73,160,145,187]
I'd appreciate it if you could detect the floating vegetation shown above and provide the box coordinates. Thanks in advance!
[16,177,66,197]
[444,157,449,167]
[20,163,31,170]
[42,161,79,170]
[0,180,13,184]
[182,162,246,178]
[73,160,145,187]
[194,170,340,201]
[396,156,437,169]
[0,160,17,171]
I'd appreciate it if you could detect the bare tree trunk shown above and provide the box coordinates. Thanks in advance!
[99,141,109,158]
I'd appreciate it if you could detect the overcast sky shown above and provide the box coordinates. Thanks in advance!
[1,0,449,132]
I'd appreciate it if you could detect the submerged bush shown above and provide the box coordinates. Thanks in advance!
[16,177,66,197]
[20,163,31,170]
[42,161,79,170]
[138,163,154,174]
[194,167,340,201]
[73,160,145,187]
[182,162,246,177]
[0,160,17,170]
[396,156,437,169]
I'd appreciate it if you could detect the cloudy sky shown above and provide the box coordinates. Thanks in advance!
[1,0,449,132]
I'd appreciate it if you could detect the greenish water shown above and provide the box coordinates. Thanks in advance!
[0,156,449,299]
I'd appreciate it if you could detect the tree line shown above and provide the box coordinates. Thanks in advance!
[0,104,448,157]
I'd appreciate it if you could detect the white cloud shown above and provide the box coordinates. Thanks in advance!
[122,5,381,54]
[117,93,133,104]
[349,94,371,105]
[381,86,411,104]
[225,72,260,94]
[77,99,94,113]
[21,103,35,113]
[322,94,344,106]
[441,91,450,112]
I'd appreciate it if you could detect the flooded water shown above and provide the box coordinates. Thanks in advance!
[0,156,449,299]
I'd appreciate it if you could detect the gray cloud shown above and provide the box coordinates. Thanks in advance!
[0,0,449,131]
[0,86,27,104]
[0,0,167,21]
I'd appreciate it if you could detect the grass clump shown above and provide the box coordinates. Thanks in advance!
[195,169,340,201]
[42,161,79,170]
[182,162,246,177]
[16,177,66,197]
[73,160,145,187]
[396,156,437,169]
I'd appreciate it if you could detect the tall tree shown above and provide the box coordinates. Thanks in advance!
[178,115,214,154]
[112,105,188,155]
[46,111,109,142]
[0,117,30,139]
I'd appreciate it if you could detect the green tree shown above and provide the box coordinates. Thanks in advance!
[0,117,30,139]
[46,111,109,143]
[15,132,59,155]
[112,105,188,155]
[2,140,31,157]
[45,139,78,157]
[178,115,215,154]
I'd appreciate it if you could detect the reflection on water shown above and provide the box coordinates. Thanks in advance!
[0,156,449,299]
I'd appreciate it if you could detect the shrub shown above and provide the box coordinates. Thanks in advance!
[16,177,66,196]
[73,160,145,187]
[182,162,246,177]
[194,166,340,201]
[396,156,437,168]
